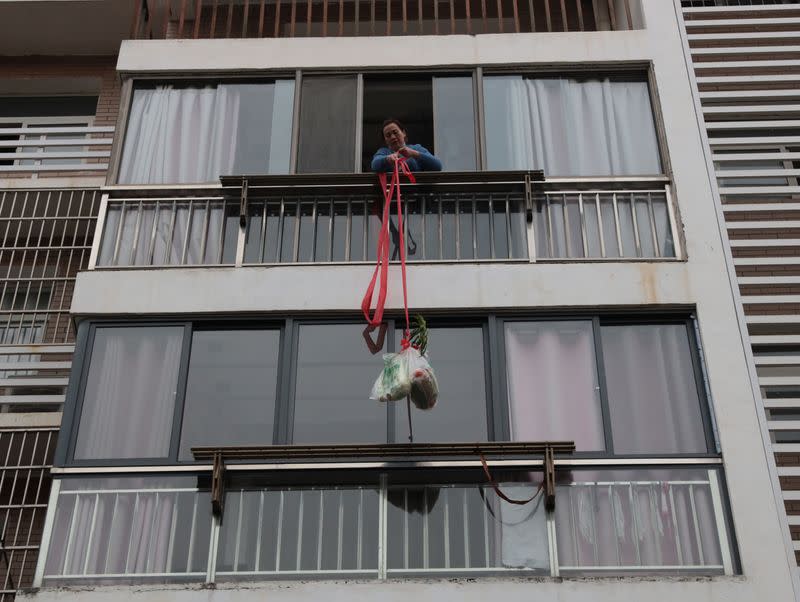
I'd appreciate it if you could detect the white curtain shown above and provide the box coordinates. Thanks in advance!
[484,76,662,176]
[601,324,708,454]
[119,85,240,184]
[74,327,183,460]
[505,321,606,450]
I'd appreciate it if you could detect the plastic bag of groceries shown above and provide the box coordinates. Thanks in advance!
[371,346,439,409]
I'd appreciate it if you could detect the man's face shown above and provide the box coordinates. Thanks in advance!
[382,123,406,151]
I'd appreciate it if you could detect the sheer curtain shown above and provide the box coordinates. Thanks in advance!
[601,324,708,454]
[119,85,240,184]
[505,321,605,450]
[74,327,183,460]
[484,76,662,176]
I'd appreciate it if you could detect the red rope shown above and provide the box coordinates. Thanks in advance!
[361,159,415,341]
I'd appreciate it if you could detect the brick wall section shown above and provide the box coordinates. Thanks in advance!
[0,56,120,180]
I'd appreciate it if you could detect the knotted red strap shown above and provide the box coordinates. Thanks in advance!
[361,159,415,340]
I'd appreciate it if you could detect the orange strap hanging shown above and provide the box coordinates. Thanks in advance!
[361,158,416,341]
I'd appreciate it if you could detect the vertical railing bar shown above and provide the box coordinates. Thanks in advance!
[243,0,251,37]
[307,0,312,34]
[606,0,617,30]
[708,470,733,574]
[496,0,503,32]
[561,194,571,257]
[569,486,580,566]
[527,0,535,30]
[608,485,621,566]
[688,484,704,565]
[276,490,284,571]
[418,0,423,33]
[422,487,429,569]
[648,484,663,567]
[210,0,219,37]
[316,489,324,570]
[630,193,642,258]
[128,200,143,265]
[164,202,178,264]
[177,0,188,36]
[192,0,203,38]
[646,193,661,259]
[362,200,368,261]
[311,200,319,261]
[258,201,268,262]
[545,0,552,31]
[455,199,461,261]
[200,200,211,264]
[81,493,100,575]
[296,490,304,570]
[546,195,555,258]
[293,203,301,263]
[465,0,471,33]
[356,0,361,35]
[595,194,606,258]
[165,492,179,574]
[559,0,567,31]
[275,0,282,36]
[668,484,684,566]
[217,202,228,264]
[290,0,297,36]
[226,0,235,37]
[512,0,520,33]
[345,201,352,261]
[387,0,392,35]
[575,0,584,30]
[590,0,600,30]
[420,196,427,259]
[62,492,81,575]
[462,488,470,567]
[356,488,363,570]
[450,0,456,33]
[322,0,328,35]
[180,203,194,265]
[339,0,344,35]
[471,196,478,259]
[124,493,140,574]
[258,0,266,36]
[144,492,161,573]
[434,0,439,34]
[145,201,159,265]
[438,195,443,260]
[628,483,642,566]
[371,0,376,35]
[110,202,126,266]
[255,490,264,571]
[327,199,334,261]
[233,490,244,571]
[403,0,408,33]
[443,488,450,568]
[102,493,120,574]
[482,486,490,567]
[623,0,633,30]
[336,489,344,571]
[162,0,171,38]
[591,485,599,565]
[403,489,409,568]
[505,195,512,259]
[185,494,198,571]
[488,196,496,259]
[276,199,286,263]
[578,193,588,258]
[612,193,623,258]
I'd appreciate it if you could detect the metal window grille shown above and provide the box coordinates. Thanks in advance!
[0,429,57,601]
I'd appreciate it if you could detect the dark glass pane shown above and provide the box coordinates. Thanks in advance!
[293,324,388,444]
[395,327,488,443]
[601,324,708,454]
[297,76,357,173]
[74,327,183,460]
[179,330,280,459]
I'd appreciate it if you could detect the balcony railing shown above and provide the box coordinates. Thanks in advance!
[37,456,733,583]
[90,172,680,269]
[0,126,114,175]
[131,0,641,40]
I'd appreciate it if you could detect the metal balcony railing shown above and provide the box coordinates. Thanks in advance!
[90,172,680,269]
[38,462,733,583]
[131,0,641,40]
[0,126,114,175]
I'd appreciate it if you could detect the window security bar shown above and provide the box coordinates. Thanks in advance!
[37,464,734,584]
[132,0,640,41]
[0,126,114,174]
[90,172,679,269]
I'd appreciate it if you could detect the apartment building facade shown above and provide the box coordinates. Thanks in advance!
[0,0,796,600]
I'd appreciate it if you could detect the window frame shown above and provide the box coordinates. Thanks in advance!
[58,311,717,467]
[111,63,670,184]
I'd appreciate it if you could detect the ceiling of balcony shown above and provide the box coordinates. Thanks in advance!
[0,0,134,56]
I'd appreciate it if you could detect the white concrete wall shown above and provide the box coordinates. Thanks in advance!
[49,0,799,600]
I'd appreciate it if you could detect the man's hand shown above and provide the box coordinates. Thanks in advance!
[397,146,421,159]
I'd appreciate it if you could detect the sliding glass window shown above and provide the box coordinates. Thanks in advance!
[119,80,295,184]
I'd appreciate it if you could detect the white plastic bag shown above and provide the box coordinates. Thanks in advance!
[370,347,438,407]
